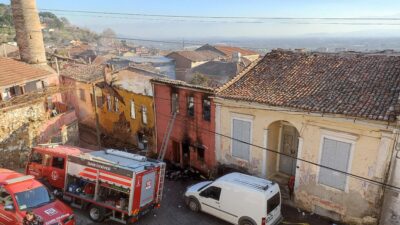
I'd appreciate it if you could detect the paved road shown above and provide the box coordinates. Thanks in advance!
[74,179,340,225]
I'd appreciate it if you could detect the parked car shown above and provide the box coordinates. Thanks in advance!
[0,168,75,225]
[184,172,282,225]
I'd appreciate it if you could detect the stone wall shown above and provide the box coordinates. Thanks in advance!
[0,101,79,169]
[0,102,46,168]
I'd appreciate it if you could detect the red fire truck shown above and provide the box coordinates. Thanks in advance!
[26,145,166,224]
[0,169,75,225]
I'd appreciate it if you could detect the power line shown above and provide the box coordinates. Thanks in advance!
[39,8,400,21]
[42,10,400,26]
[152,109,400,192]
[99,91,400,192]
[50,12,400,26]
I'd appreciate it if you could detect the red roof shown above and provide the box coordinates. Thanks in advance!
[0,57,54,88]
[218,50,400,121]
[213,45,259,57]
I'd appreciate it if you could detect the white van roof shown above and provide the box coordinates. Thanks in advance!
[217,172,276,192]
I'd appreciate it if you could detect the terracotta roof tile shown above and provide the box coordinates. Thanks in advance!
[213,45,259,56]
[60,64,104,83]
[0,57,54,88]
[151,77,215,93]
[217,50,400,121]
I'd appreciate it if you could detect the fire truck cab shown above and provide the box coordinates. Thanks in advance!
[27,145,166,224]
[26,145,92,191]
[0,169,75,225]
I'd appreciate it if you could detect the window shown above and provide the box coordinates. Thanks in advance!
[130,100,136,119]
[200,186,221,201]
[197,147,205,162]
[96,96,104,108]
[24,81,38,93]
[231,118,251,161]
[90,93,94,106]
[0,188,13,207]
[114,97,119,112]
[171,93,179,114]
[142,105,148,125]
[31,152,43,164]
[187,96,195,117]
[318,138,352,191]
[202,98,211,121]
[267,192,281,214]
[79,89,85,101]
[107,95,112,111]
[52,157,65,169]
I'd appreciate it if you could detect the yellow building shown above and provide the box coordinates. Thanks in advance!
[215,50,400,225]
[96,67,162,152]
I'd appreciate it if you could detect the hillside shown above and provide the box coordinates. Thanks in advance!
[0,4,99,45]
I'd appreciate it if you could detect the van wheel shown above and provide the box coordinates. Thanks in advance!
[187,198,200,212]
[239,219,256,225]
[88,205,106,222]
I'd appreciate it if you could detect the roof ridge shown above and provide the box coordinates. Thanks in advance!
[216,57,262,93]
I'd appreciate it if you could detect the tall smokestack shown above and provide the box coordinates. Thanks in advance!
[11,0,47,64]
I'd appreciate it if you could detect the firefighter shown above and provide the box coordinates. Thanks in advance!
[23,211,43,225]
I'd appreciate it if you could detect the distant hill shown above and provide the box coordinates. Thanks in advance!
[0,3,99,45]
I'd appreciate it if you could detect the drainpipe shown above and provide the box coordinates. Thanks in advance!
[92,84,101,148]
[152,82,158,156]
[378,125,399,224]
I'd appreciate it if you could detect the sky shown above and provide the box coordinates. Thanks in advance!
[1,0,400,39]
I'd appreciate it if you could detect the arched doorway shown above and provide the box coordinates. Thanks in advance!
[266,121,300,177]
[278,123,299,176]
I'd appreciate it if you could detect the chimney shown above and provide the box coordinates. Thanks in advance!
[232,52,241,63]
[11,0,47,64]
[104,64,113,84]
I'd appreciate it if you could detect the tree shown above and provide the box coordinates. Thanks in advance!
[101,28,116,38]
[189,73,210,87]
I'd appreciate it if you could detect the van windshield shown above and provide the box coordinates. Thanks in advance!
[15,186,53,211]
[267,192,280,214]
[197,182,212,191]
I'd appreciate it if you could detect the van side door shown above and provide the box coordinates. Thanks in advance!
[0,188,18,225]
[199,186,226,220]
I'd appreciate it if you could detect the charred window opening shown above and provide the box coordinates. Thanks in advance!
[107,95,112,111]
[187,95,195,117]
[138,132,148,150]
[96,95,104,108]
[203,98,211,121]
[114,97,119,112]
[197,147,205,162]
[171,92,179,114]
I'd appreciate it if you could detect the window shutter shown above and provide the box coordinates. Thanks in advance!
[232,119,250,161]
[130,100,136,119]
[318,138,351,190]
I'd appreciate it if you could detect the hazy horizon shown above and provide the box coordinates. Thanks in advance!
[1,0,400,39]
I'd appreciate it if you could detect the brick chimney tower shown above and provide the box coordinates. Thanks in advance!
[11,0,47,64]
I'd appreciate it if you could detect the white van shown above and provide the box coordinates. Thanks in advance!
[184,172,282,225]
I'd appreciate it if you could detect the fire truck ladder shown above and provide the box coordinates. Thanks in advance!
[157,112,177,161]
[156,162,166,202]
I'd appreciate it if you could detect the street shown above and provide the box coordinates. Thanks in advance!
[74,179,339,225]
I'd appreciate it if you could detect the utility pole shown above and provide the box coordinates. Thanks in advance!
[92,84,102,148]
